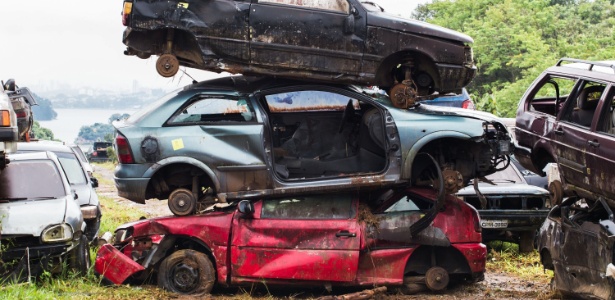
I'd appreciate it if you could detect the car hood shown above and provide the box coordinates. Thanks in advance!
[457,183,549,196]
[0,197,68,235]
[415,104,504,123]
[367,11,473,44]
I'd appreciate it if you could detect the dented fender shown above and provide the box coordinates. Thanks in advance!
[95,244,145,284]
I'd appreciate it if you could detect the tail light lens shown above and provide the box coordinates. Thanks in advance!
[116,134,134,164]
[91,151,98,157]
[470,206,482,233]
[122,2,133,26]
[462,99,475,110]
[0,110,9,127]
[15,111,26,118]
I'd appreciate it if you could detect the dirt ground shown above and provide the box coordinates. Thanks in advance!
[92,164,553,300]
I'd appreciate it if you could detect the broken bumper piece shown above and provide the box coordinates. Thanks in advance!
[95,244,144,284]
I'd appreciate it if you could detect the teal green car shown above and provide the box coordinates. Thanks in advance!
[114,76,512,216]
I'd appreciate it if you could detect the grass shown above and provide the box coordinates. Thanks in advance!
[486,241,553,283]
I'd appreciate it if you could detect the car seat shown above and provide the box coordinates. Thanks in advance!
[572,85,603,127]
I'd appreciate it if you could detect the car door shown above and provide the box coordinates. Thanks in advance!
[230,194,361,282]
[554,80,607,193]
[588,85,615,200]
[249,0,366,75]
[164,95,269,194]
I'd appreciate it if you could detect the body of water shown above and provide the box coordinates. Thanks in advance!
[38,108,137,144]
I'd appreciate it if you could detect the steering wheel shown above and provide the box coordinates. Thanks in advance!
[338,100,355,133]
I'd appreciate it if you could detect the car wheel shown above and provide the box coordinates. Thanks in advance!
[549,180,563,206]
[157,249,215,295]
[69,234,91,275]
[85,216,101,241]
[168,188,197,216]
[518,231,534,253]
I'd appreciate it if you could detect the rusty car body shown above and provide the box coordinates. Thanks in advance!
[456,162,550,253]
[95,187,486,295]
[112,75,512,216]
[0,88,18,171]
[120,0,476,105]
[538,196,615,299]
[515,58,615,209]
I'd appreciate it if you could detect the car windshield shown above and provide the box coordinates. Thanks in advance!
[0,160,66,199]
[56,152,87,185]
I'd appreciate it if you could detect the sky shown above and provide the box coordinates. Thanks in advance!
[0,0,429,92]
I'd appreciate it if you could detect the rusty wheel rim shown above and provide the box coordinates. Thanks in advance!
[156,54,180,77]
[425,267,449,292]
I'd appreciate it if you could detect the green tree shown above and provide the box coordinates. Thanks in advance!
[31,121,55,141]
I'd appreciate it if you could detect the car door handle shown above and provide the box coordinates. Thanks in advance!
[554,128,564,135]
[588,140,600,147]
[336,230,356,238]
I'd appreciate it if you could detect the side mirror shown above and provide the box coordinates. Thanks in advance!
[90,177,99,188]
[238,200,254,215]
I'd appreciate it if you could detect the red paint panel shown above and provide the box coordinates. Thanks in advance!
[432,197,482,244]
[95,244,145,284]
[453,243,487,273]
[212,245,229,284]
[231,248,359,282]
[356,248,414,285]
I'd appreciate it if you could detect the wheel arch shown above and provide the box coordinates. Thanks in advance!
[404,245,471,276]
[402,131,473,179]
[126,27,203,66]
[154,235,219,278]
[375,50,439,89]
[143,156,221,200]
[530,141,557,176]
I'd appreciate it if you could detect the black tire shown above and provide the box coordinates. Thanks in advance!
[69,234,91,275]
[518,231,534,253]
[157,249,215,295]
[549,180,563,206]
[85,216,101,241]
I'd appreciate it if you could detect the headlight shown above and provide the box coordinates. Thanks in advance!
[41,224,73,243]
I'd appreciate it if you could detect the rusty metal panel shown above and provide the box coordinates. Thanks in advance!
[356,248,413,285]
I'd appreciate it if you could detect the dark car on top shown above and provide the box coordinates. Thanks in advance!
[96,187,485,295]
[112,75,512,216]
[515,58,615,209]
[120,0,476,106]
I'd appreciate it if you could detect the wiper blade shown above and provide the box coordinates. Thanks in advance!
[30,197,58,200]
[0,197,27,201]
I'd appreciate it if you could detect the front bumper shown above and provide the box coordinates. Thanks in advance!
[478,210,548,232]
[95,244,145,284]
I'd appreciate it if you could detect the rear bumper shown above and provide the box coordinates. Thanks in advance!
[435,63,477,93]
[453,243,486,274]
[115,177,149,204]
[95,244,145,284]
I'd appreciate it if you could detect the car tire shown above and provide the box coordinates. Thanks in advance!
[85,216,101,241]
[157,249,215,295]
[518,231,534,253]
[69,234,91,275]
[549,180,563,206]
[399,276,427,295]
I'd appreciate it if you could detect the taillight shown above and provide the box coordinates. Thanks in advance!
[472,208,482,233]
[15,111,26,118]
[462,99,475,110]
[91,151,98,157]
[122,2,133,26]
[0,110,9,127]
[116,134,134,164]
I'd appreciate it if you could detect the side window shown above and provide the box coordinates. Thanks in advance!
[384,194,433,213]
[528,76,577,116]
[560,81,606,128]
[597,88,615,135]
[168,98,255,124]
[259,0,350,13]
[261,194,353,219]
[264,90,359,113]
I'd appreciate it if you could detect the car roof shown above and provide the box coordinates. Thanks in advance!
[17,141,74,153]
[8,151,57,161]
[548,58,615,82]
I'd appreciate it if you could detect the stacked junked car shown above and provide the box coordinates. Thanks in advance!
[96,0,514,296]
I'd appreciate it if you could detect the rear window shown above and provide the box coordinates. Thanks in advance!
[0,160,66,199]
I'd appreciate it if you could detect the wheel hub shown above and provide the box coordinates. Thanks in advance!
[171,263,199,292]
[156,54,180,77]
[440,169,464,194]
[425,266,449,292]
[389,80,418,109]
[168,188,196,216]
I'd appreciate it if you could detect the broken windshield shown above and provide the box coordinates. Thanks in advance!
[0,160,66,200]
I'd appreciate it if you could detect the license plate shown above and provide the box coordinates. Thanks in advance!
[481,220,508,228]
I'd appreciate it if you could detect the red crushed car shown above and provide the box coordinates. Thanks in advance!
[95,187,485,295]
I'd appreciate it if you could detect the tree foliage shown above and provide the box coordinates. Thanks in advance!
[76,122,114,144]
[31,121,55,141]
[414,0,615,117]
